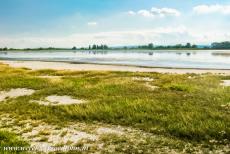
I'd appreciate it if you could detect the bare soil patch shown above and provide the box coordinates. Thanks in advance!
[132,77,154,82]
[145,83,159,90]
[221,80,230,87]
[0,88,35,102]
[0,114,229,153]
[96,127,124,135]
[34,95,86,106]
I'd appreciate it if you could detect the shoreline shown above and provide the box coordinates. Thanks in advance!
[1,60,230,75]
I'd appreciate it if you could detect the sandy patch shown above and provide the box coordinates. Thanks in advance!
[132,77,159,90]
[0,116,98,152]
[1,114,229,153]
[0,88,35,102]
[96,127,124,135]
[1,60,230,75]
[132,77,154,82]
[34,95,86,106]
[187,76,196,79]
[145,83,159,90]
[221,80,230,87]
[22,124,97,148]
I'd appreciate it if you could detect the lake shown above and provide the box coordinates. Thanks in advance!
[0,50,230,69]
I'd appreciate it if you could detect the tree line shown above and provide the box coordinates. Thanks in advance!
[1,41,230,51]
[0,47,8,51]
[136,43,197,50]
[72,44,109,50]
[211,41,230,49]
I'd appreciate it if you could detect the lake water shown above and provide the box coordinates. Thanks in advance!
[0,50,230,69]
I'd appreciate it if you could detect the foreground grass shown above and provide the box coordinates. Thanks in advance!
[0,131,29,154]
[0,63,229,153]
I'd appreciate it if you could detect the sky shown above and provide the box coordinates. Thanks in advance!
[0,0,230,48]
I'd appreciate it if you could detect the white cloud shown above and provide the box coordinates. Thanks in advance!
[87,22,98,26]
[150,7,181,17]
[193,4,230,14]
[127,11,136,15]
[1,25,229,48]
[129,7,181,18]
[0,26,194,48]
[138,10,154,17]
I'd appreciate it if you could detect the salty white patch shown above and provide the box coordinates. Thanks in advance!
[221,80,230,87]
[34,95,86,106]
[132,77,154,82]
[0,88,35,102]
[22,123,97,152]
[96,127,124,135]
[145,83,159,90]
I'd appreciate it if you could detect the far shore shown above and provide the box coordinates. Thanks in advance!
[1,60,230,75]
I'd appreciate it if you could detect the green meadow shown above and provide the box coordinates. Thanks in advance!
[0,63,229,153]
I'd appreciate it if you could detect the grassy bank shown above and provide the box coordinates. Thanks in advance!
[0,63,229,153]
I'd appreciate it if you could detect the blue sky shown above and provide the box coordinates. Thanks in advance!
[0,0,230,48]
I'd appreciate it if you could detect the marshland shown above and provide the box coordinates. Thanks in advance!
[1,0,230,153]
[0,61,229,153]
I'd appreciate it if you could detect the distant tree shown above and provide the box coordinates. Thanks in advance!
[103,45,109,49]
[148,43,154,49]
[3,47,8,51]
[89,45,91,50]
[48,47,54,50]
[185,43,191,48]
[72,46,77,50]
[175,44,182,48]
[192,44,197,48]
[92,44,97,49]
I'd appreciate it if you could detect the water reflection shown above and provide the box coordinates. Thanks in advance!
[0,52,7,55]
[148,52,153,56]
[212,52,230,57]
[86,50,108,55]
[0,50,230,69]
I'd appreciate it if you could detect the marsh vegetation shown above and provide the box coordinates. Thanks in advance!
[0,63,229,153]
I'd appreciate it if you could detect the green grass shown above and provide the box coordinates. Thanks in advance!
[0,63,229,152]
[0,131,29,154]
